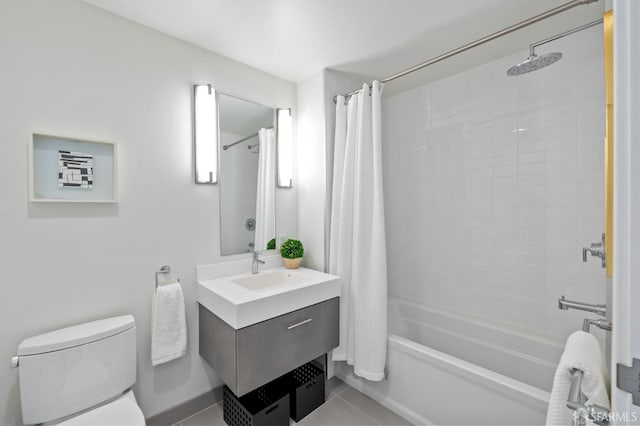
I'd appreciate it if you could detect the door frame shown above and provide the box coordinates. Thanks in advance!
[611,0,640,422]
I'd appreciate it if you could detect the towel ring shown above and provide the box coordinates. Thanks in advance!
[155,265,181,289]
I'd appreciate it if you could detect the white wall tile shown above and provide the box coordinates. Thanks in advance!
[383,25,606,344]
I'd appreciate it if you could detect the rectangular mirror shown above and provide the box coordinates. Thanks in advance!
[219,93,276,256]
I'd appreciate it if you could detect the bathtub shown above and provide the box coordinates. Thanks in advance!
[335,297,564,425]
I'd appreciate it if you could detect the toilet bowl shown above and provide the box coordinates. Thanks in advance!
[14,315,145,425]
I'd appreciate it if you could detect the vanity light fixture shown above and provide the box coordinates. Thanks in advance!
[276,108,293,188]
[194,84,218,184]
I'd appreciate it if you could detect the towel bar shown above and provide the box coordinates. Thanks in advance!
[567,368,610,426]
[155,265,180,289]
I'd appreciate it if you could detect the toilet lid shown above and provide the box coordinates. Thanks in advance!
[55,390,145,426]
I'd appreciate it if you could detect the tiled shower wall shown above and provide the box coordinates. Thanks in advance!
[383,25,606,343]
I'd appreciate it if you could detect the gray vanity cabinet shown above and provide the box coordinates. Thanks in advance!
[199,297,339,397]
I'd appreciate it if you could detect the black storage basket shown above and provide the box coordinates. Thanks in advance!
[223,385,289,426]
[278,362,325,422]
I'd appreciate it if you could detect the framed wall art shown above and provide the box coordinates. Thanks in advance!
[29,133,117,203]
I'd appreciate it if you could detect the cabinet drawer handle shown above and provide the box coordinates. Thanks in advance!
[287,318,312,330]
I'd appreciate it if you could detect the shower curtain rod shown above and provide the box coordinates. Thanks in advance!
[333,0,598,103]
[223,133,257,150]
[222,127,273,151]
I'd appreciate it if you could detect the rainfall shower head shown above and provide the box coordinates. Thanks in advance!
[506,52,563,76]
[506,18,602,77]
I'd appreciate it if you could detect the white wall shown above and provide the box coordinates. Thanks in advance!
[0,1,296,424]
[296,73,326,270]
[383,25,607,345]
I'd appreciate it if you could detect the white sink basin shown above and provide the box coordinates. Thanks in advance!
[197,261,341,329]
[232,270,310,291]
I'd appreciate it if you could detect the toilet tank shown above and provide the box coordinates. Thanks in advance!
[17,315,137,425]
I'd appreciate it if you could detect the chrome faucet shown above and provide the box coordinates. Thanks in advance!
[251,250,265,274]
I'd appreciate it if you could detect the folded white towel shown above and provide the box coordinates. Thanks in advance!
[546,331,610,426]
[151,282,187,366]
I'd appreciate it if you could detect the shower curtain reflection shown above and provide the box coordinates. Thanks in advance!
[254,128,276,251]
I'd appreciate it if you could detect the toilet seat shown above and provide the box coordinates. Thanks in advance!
[53,390,145,426]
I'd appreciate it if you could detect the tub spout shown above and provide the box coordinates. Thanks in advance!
[558,296,606,317]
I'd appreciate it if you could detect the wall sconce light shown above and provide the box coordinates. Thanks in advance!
[276,108,293,188]
[194,84,218,184]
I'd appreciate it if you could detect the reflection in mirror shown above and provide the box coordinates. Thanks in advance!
[219,93,276,256]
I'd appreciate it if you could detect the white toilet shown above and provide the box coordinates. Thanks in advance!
[14,315,146,425]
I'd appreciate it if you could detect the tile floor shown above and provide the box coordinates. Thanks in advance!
[175,378,411,426]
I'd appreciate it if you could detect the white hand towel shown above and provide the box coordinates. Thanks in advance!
[152,282,187,366]
[546,331,610,426]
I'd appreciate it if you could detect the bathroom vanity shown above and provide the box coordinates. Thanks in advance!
[197,257,341,397]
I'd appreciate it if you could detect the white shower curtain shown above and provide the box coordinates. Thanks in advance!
[330,81,387,381]
[254,128,276,251]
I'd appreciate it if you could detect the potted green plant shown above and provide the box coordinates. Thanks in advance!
[280,239,304,269]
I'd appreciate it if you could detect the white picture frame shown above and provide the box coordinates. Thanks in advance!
[29,133,117,203]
